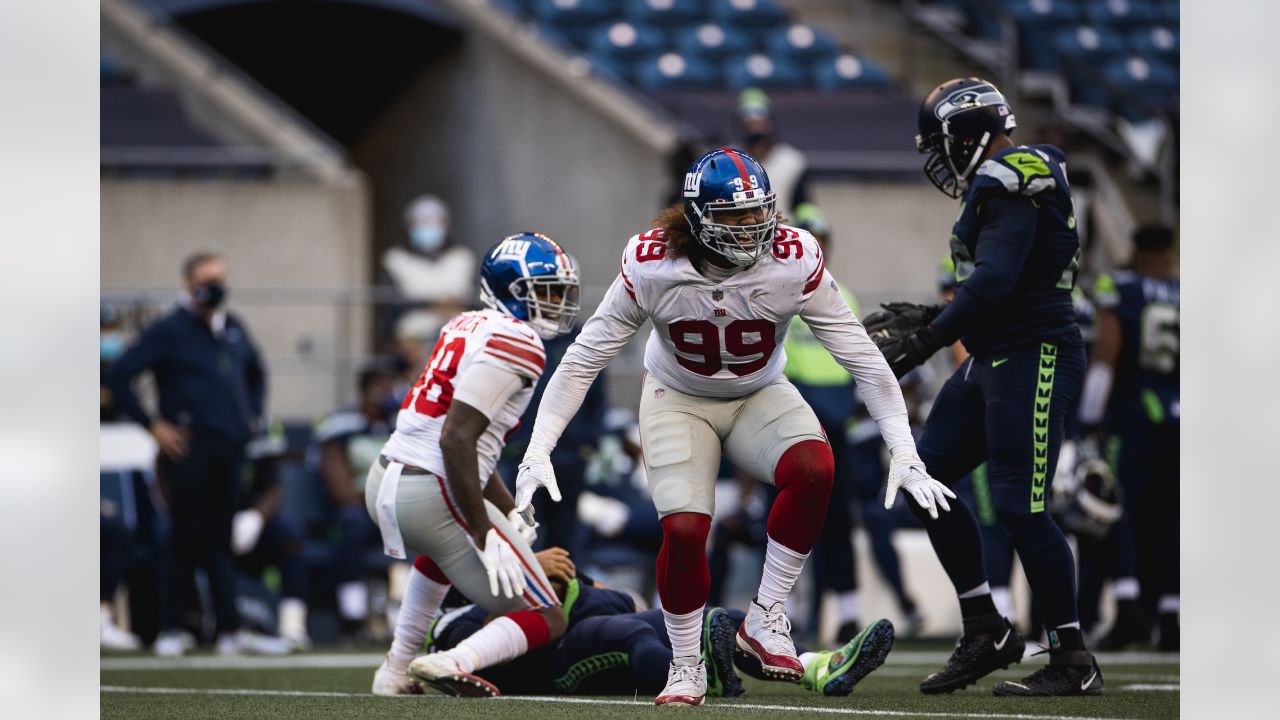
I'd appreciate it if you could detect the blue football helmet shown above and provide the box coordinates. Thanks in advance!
[479,232,581,340]
[916,77,1017,198]
[682,147,777,267]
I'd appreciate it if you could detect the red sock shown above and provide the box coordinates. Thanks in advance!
[655,512,711,614]
[767,439,834,553]
[413,555,449,584]
[506,609,553,650]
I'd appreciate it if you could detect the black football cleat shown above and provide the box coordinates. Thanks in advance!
[703,608,745,698]
[919,618,1025,694]
[1096,599,1151,651]
[993,652,1103,696]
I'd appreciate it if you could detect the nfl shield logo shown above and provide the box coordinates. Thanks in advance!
[654,388,665,398]
[712,290,724,301]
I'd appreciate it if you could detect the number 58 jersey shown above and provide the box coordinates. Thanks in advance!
[381,310,546,483]
[618,225,827,399]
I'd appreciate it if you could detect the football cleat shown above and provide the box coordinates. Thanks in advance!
[920,618,1025,694]
[702,608,744,698]
[215,629,293,656]
[803,619,896,697]
[372,655,424,696]
[655,656,707,707]
[1095,599,1151,651]
[409,653,499,698]
[736,599,804,681]
[992,653,1103,696]
[100,610,142,652]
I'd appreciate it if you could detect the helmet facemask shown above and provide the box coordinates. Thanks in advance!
[511,273,580,339]
[689,191,778,267]
[916,124,991,199]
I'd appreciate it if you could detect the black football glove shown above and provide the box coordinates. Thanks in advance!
[863,302,945,340]
[875,325,945,379]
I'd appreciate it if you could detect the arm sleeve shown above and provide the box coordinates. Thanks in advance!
[799,271,915,451]
[104,323,167,428]
[526,274,647,456]
[930,194,1038,344]
[242,321,267,420]
[452,361,527,421]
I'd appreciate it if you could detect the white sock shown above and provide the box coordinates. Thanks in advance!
[278,597,308,642]
[663,606,704,660]
[443,616,528,673]
[1113,577,1140,601]
[991,586,1014,621]
[758,537,808,608]
[388,568,451,668]
[958,581,991,599]
[799,651,819,672]
[338,581,369,621]
[1158,595,1180,614]
[835,591,860,625]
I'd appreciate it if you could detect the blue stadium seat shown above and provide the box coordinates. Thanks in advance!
[634,52,720,90]
[491,0,536,19]
[811,54,892,92]
[723,53,809,89]
[710,0,787,28]
[673,22,756,61]
[1096,55,1178,121]
[532,0,620,47]
[1085,0,1162,31]
[624,0,708,28]
[1129,25,1178,67]
[1057,24,1127,64]
[587,21,667,62]
[763,24,841,63]
[1158,0,1178,23]
[1010,0,1084,71]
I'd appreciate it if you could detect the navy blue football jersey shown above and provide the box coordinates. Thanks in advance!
[1093,270,1180,426]
[934,144,1083,355]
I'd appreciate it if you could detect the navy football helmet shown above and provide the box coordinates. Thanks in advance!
[682,147,777,267]
[479,232,580,340]
[916,78,1017,198]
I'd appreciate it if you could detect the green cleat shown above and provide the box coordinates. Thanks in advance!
[802,619,895,696]
[702,607,745,697]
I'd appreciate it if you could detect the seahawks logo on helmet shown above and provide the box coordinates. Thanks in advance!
[933,85,1008,121]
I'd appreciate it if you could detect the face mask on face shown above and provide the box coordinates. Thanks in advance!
[192,282,227,310]
[100,332,126,362]
[410,226,446,252]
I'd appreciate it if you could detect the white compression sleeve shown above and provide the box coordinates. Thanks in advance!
[451,361,526,420]
[799,271,915,452]
[527,276,646,455]
[1077,362,1114,426]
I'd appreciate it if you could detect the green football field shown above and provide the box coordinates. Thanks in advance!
[101,645,1177,720]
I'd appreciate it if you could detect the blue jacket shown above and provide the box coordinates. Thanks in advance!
[106,304,266,446]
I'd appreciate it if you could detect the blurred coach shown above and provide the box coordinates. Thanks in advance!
[107,252,271,655]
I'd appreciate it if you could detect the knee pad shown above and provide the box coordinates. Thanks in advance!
[774,439,834,495]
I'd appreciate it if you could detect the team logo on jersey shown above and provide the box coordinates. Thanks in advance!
[654,388,665,398]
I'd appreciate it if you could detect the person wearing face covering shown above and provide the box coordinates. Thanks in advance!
[738,88,811,217]
[106,252,288,657]
[380,194,478,348]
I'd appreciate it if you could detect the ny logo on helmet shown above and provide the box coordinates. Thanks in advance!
[492,238,531,260]
[683,171,702,197]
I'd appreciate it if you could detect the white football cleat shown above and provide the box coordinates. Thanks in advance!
[215,629,293,656]
[372,655,424,696]
[736,599,804,681]
[409,652,499,697]
[654,656,707,706]
[153,630,193,657]
[100,609,142,651]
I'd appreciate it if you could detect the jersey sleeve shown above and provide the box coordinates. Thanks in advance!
[784,227,827,304]
[1091,272,1120,310]
[473,319,547,382]
[526,269,648,456]
[451,360,527,421]
[798,269,914,451]
[972,147,1060,199]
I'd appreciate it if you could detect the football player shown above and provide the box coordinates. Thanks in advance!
[515,147,952,706]
[366,232,581,697]
[865,78,1102,695]
[1078,224,1179,651]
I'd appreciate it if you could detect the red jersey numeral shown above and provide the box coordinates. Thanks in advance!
[668,319,778,377]
[404,335,467,418]
[772,227,803,259]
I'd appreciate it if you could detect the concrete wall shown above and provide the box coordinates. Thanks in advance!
[101,175,371,420]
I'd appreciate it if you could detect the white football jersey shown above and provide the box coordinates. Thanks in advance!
[621,224,826,398]
[381,310,544,484]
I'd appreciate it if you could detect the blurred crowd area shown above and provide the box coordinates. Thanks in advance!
[99,0,1178,655]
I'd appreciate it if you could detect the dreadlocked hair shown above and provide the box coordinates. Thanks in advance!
[650,202,787,263]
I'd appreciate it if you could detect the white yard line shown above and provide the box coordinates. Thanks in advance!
[1121,684,1179,692]
[101,685,1162,720]
[100,651,1179,672]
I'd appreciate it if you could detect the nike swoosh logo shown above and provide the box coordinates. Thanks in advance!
[1081,671,1097,691]
[993,628,1011,651]
[992,358,1009,368]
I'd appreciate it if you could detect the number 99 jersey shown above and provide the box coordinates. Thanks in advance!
[620,224,826,399]
[381,310,546,482]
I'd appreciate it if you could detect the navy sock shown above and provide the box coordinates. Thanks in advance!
[1007,513,1080,630]
[1048,626,1085,653]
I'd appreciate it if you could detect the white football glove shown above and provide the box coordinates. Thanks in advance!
[231,509,264,556]
[885,447,955,520]
[507,507,539,546]
[476,527,526,600]
[515,449,561,513]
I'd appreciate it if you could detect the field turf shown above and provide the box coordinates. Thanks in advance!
[101,644,1177,719]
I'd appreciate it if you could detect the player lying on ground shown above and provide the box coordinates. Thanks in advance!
[864,77,1102,696]
[366,232,581,697]
[406,554,895,699]
[515,147,952,706]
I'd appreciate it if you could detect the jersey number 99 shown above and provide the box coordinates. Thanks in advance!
[669,319,776,377]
